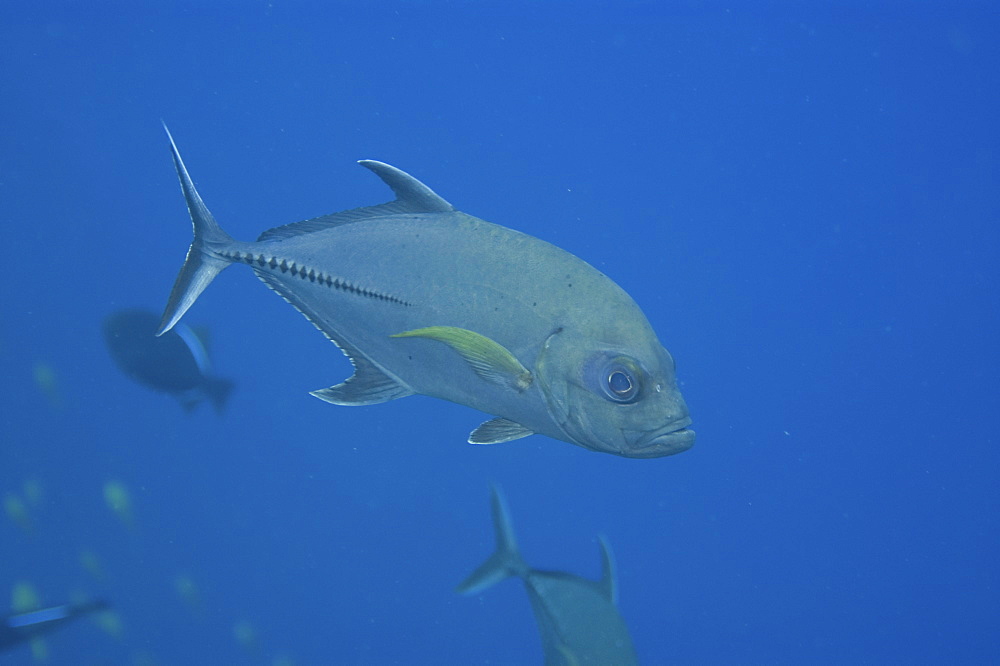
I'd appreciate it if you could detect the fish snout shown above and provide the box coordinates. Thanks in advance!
[626,418,695,458]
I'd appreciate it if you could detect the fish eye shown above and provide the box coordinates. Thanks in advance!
[608,369,633,396]
[603,363,639,403]
[584,354,643,404]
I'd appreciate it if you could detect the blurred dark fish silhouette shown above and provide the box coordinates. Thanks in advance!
[0,599,110,652]
[458,486,638,665]
[103,308,233,413]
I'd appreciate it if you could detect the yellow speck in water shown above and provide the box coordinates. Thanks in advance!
[33,361,62,409]
[103,481,135,528]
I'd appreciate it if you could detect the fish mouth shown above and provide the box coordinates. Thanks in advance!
[626,418,695,458]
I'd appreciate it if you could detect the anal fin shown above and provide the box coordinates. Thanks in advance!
[311,355,413,405]
[253,270,413,406]
[469,417,534,445]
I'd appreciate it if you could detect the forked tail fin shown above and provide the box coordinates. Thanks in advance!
[456,485,527,595]
[157,124,236,336]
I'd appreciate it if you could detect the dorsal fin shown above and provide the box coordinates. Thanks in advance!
[358,160,454,212]
[257,161,454,242]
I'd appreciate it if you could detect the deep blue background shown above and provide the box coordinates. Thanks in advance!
[1,2,997,664]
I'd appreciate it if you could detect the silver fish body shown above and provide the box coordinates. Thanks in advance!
[157,126,693,457]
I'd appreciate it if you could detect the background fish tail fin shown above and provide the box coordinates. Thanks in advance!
[455,550,514,596]
[158,124,237,336]
[203,376,236,415]
[456,484,527,595]
[488,483,520,561]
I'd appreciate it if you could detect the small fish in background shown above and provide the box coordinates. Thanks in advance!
[103,308,233,414]
[156,127,693,458]
[7,581,47,661]
[102,480,135,530]
[2,581,109,658]
[9,583,40,618]
[232,619,260,656]
[3,479,45,535]
[3,493,33,534]
[173,573,202,618]
[32,361,62,410]
[91,606,124,641]
[21,479,44,508]
[458,486,639,665]
[79,549,106,582]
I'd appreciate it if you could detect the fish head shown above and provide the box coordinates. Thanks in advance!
[534,327,694,458]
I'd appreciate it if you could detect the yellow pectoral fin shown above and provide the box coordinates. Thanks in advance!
[391,326,532,392]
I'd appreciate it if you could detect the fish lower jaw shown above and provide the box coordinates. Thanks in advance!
[626,418,695,458]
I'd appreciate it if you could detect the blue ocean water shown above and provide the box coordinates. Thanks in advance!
[1,2,996,664]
